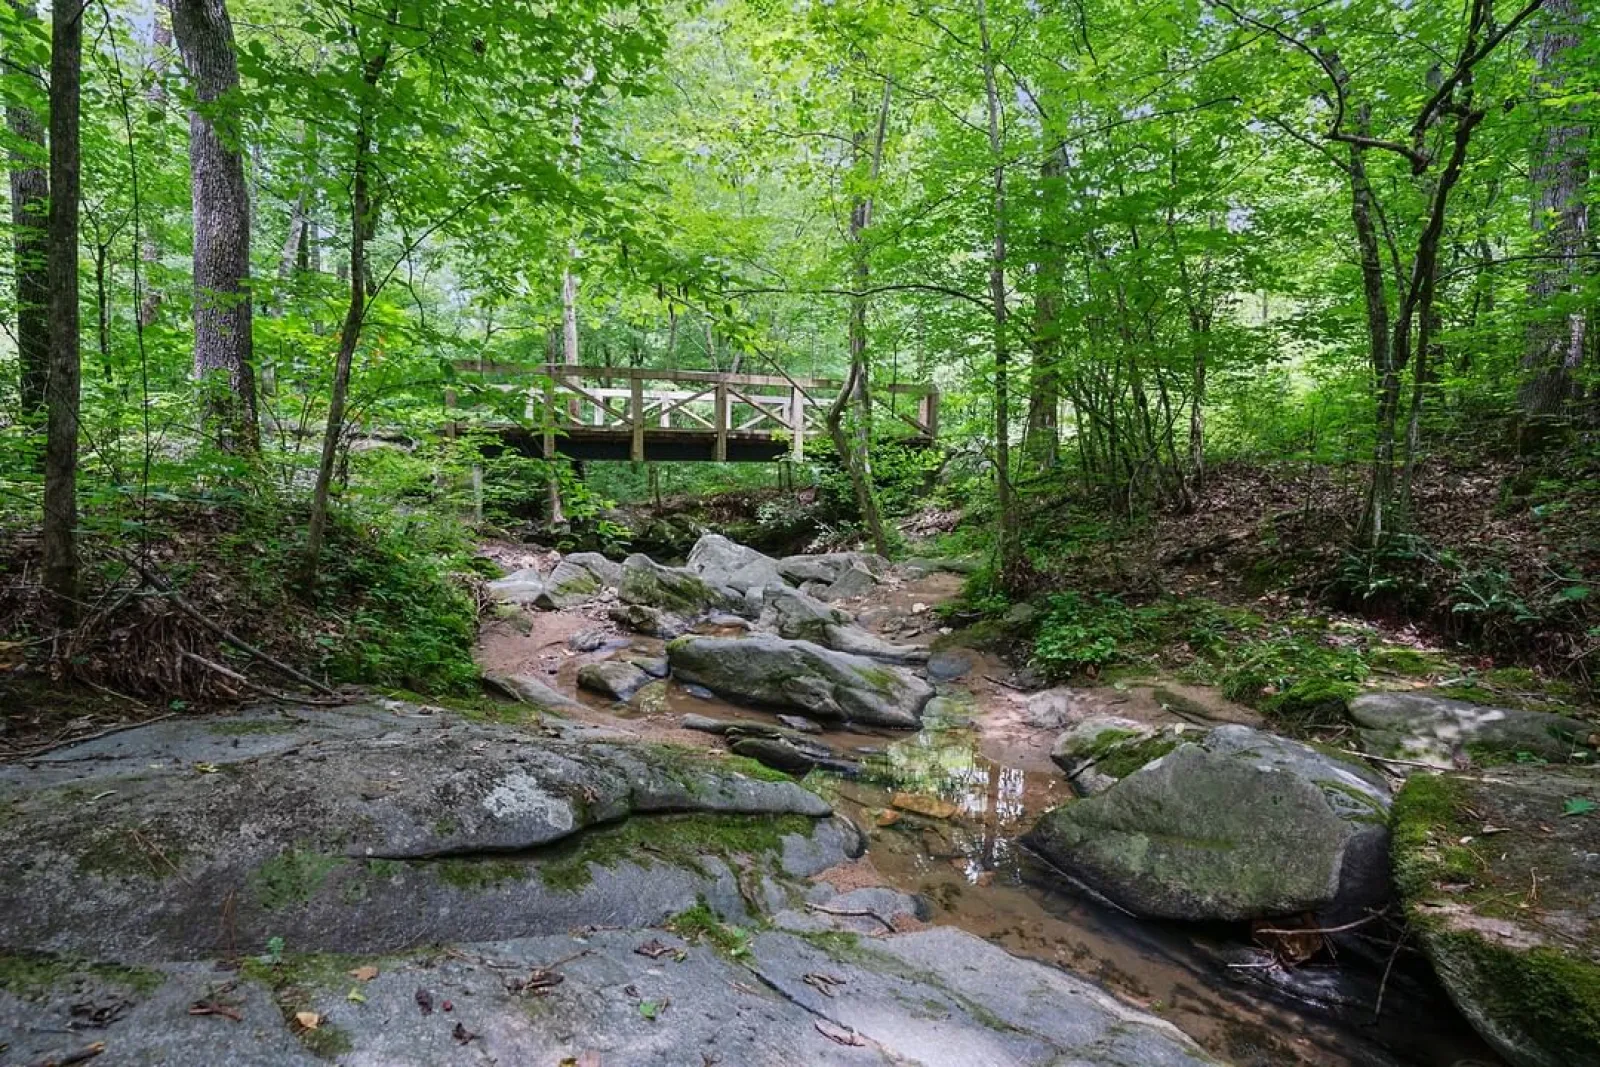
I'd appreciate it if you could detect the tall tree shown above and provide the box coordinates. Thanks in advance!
[5,0,47,420]
[1519,0,1589,428]
[43,0,84,618]
[172,0,259,453]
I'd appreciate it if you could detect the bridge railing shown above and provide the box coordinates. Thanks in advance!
[447,361,938,462]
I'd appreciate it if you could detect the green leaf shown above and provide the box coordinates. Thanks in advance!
[1562,797,1597,818]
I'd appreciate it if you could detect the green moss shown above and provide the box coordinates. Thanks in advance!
[76,825,187,882]
[0,952,164,997]
[251,849,344,911]
[381,688,537,726]
[242,952,367,1061]
[723,754,796,784]
[1434,934,1600,1060]
[206,718,299,735]
[668,898,754,957]
[1369,647,1444,677]
[434,858,527,891]
[1391,774,1479,899]
[1261,678,1357,727]
[1096,735,1182,779]
[536,812,815,893]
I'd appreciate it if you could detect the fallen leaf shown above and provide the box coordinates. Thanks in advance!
[803,972,846,998]
[188,999,243,1022]
[294,1011,321,1030]
[442,1000,453,1012]
[193,762,219,774]
[347,965,379,982]
[345,987,365,1004]
[814,1019,865,1046]
[874,809,901,827]
[634,939,673,959]
[452,1022,477,1045]
[415,988,434,1015]
[637,999,665,1021]
[890,792,958,820]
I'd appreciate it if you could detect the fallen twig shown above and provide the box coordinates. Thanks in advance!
[24,1042,106,1067]
[1335,749,1443,771]
[19,713,177,760]
[1253,912,1385,938]
[982,674,1029,692]
[178,651,350,707]
[805,902,897,932]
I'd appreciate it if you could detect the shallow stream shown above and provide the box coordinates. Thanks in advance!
[476,581,1505,1067]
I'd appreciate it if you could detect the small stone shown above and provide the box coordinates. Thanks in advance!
[891,793,959,820]
[875,810,901,827]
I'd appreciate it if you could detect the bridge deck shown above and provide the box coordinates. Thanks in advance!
[447,362,938,463]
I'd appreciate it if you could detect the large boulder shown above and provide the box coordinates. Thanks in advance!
[1350,692,1597,770]
[818,563,879,602]
[667,634,933,729]
[1026,725,1392,921]
[776,551,889,586]
[1050,716,1181,797]
[483,672,587,714]
[618,553,738,617]
[608,601,691,639]
[686,533,789,595]
[763,587,927,665]
[534,558,604,609]
[0,706,842,961]
[1393,766,1600,1067]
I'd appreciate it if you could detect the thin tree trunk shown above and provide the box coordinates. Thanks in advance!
[978,0,1020,591]
[828,74,891,558]
[305,23,391,578]
[1025,151,1063,472]
[1519,0,1588,427]
[139,0,171,329]
[6,0,48,419]
[43,0,84,620]
[173,0,258,453]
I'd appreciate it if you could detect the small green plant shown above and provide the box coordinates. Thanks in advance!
[260,936,285,966]
[1031,592,1135,678]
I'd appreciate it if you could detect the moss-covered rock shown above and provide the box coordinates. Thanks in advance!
[1350,691,1597,771]
[1393,766,1600,1067]
[618,553,738,617]
[1049,716,1188,796]
[1026,725,1392,922]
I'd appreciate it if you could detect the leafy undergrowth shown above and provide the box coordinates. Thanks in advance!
[0,494,483,713]
[952,457,1600,705]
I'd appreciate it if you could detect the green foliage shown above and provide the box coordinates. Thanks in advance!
[1216,635,1369,707]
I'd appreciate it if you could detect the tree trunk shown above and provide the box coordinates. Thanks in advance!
[1025,152,1063,472]
[43,0,83,621]
[978,0,1021,591]
[139,0,172,329]
[1519,0,1588,427]
[6,0,48,420]
[827,74,891,558]
[172,0,259,454]
[305,26,391,578]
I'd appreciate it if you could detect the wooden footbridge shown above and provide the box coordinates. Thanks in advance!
[447,362,939,463]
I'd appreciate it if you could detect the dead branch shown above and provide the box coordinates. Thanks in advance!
[18,713,177,760]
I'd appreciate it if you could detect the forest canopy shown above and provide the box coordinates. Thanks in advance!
[0,0,1596,688]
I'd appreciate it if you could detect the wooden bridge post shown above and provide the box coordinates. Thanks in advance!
[630,376,645,463]
[714,382,729,462]
[789,385,805,462]
[920,387,940,440]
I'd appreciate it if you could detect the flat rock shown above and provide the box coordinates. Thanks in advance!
[0,917,1214,1067]
[777,551,889,586]
[1393,765,1600,1067]
[562,550,623,586]
[1349,692,1597,771]
[1027,725,1392,922]
[925,648,976,681]
[1022,686,1103,730]
[668,634,933,729]
[483,672,587,714]
[729,736,857,777]
[486,567,546,605]
[0,706,840,960]
[577,659,654,701]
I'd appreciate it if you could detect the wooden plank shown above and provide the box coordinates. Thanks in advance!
[451,359,842,392]
[714,383,729,462]
[542,377,556,459]
[790,386,804,462]
[630,377,644,463]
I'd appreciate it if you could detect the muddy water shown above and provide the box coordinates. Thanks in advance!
[475,586,1503,1067]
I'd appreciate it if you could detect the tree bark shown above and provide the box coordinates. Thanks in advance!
[1519,0,1588,427]
[43,0,84,620]
[1025,151,1063,472]
[173,0,258,453]
[139,0,172,329]
[6,0,48,419]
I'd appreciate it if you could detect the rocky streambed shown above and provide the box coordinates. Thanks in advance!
[2,533,1593,1066]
